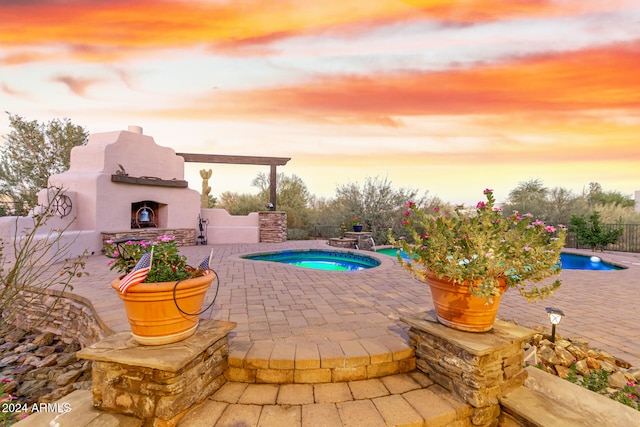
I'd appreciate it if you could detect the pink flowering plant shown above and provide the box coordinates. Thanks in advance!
[104,235,191,283]
[389,189,566,302]
[1,378,23,425]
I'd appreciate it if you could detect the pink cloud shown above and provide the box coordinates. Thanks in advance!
[50,75,102,97]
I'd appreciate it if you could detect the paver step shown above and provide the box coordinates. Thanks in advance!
[226,338,416,384]
[13,372,472,427]
[178,371,472,426]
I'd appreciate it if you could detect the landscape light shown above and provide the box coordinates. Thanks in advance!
[545,307,565,343]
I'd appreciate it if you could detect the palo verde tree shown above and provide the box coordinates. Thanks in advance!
[502,179,549,220]
[0,113,88,215]
[321,176,437,245]
[215,191,263,215]
[587,181,634,208]
[253,172,312,234]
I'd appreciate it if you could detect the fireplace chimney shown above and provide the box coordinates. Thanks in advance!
[128,125,143,134]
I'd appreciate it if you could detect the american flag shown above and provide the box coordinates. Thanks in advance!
[119,248,154,294]
[197,249,214,273]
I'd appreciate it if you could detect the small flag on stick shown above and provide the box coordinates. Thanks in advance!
[197,249,214,273]
[119,247,154,294]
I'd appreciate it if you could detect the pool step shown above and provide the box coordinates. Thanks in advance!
[225,337,416,383]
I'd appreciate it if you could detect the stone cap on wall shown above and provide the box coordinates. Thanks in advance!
[77,319,236,372]
[401,311,536,356]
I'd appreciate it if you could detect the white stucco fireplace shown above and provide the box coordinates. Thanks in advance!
[44,125,201,254]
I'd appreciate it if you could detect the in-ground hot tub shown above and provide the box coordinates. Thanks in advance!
[241,249,381,271]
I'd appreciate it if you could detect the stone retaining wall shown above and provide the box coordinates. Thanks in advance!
[3,288,112,348]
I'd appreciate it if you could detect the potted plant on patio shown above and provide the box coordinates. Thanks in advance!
[390,189,566,332]
[104,235,216,345]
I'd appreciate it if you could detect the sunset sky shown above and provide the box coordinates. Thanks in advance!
[1,0,639,206]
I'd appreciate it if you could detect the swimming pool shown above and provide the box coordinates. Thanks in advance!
[375,248,623,271]
[241,249,381,271]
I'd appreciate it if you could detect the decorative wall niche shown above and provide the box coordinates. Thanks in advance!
[131,201,162,228]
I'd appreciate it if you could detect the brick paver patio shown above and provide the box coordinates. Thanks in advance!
[24,242,638,426]
[69,240,640,367]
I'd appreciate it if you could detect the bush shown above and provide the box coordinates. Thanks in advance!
[569,211,623,251]
[0,187,88,338]
[287,228,309,240]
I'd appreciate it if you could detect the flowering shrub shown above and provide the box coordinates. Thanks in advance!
[104,239,148,273]
[610,382,639,411]
[563,364,639,411]
[390,189,566,302]
[104,236,191,282]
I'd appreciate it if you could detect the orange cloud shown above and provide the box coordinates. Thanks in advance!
[157,42,640,125]
[290,127,640,166]
[0,50,53,65]
[1,0,633,52]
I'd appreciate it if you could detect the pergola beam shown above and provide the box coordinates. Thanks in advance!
[176,153,290,166]
[176,152,291,210]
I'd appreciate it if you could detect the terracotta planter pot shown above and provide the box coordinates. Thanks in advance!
[111,273,215,345]
[424,271,507,332]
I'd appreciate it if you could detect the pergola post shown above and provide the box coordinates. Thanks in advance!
[270,164,277,210]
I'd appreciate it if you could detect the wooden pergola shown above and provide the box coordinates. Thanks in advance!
[176,153,291,210]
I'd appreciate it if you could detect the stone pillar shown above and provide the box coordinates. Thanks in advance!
[259,211,287,243]
[344,231,374,250]
[328,237,357,249]
[401,311,534,427]
[77,320,236,427]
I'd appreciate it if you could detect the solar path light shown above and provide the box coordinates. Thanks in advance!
[545,307,565,343]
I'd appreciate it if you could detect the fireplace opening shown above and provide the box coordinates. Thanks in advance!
[131,201,159,228]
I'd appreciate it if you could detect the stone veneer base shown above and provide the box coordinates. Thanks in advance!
[401,310,535,427]
[77,319,236,426]
[343,231,375,251]
[258,211,287,243]
[101,228,196,248]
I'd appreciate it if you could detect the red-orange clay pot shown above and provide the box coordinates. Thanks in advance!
[111,273,214,345]
[424,271,508,333]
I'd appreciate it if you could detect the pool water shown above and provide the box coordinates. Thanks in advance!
[242,250,381,271]
[376,248,411,259]
[375,248,623,271]
[559,253,622,270]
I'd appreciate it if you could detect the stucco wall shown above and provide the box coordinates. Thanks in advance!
[202,208,259,244]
